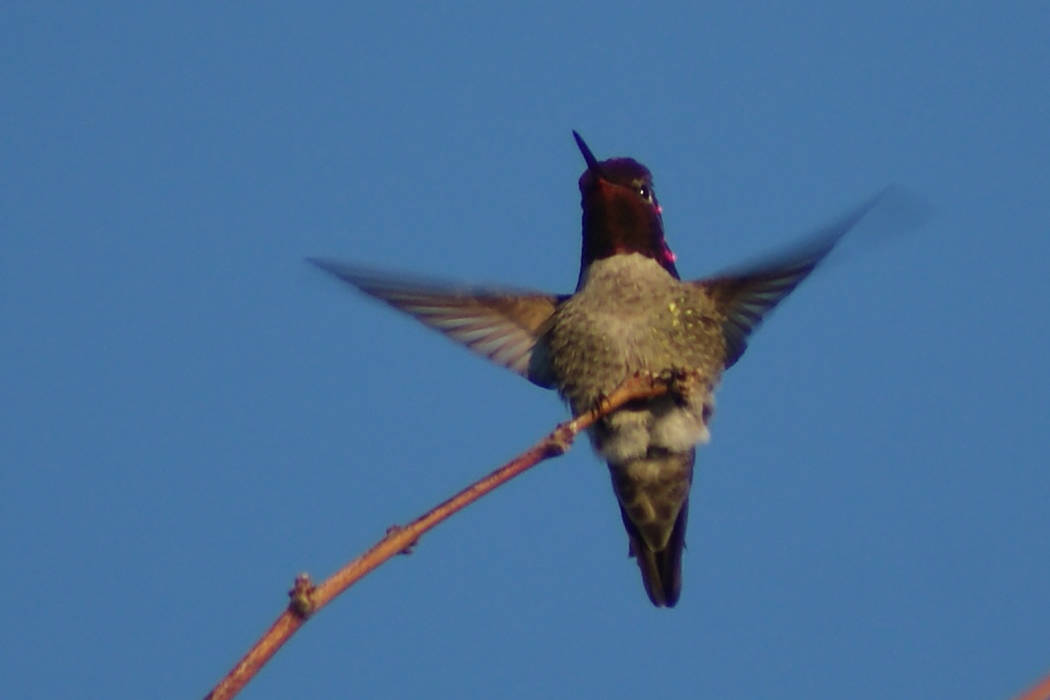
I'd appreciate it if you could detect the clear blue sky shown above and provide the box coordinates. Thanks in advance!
[4,3,1049,699]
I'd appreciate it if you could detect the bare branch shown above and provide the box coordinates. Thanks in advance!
[204,372,681,700]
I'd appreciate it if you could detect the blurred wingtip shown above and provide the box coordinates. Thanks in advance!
[305,256,335,272]
[306,257,362,286]
[864,184,934,236]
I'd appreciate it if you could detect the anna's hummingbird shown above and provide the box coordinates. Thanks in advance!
[311,132,889,607]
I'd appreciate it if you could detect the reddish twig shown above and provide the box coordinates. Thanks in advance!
[204,372,678,700]
[1013,670,1050,700]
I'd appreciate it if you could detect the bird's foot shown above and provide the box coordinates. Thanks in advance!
[656,367,704,406]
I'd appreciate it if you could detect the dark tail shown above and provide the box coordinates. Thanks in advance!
[621,499,689,607]
[608,448,694,607]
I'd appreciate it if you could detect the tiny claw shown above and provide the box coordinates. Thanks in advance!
[668,368,705,405]
[655,368,677,384]
[628,369,649,387]
[592,389,614,416]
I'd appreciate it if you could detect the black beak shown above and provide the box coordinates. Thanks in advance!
[572,130,605,178]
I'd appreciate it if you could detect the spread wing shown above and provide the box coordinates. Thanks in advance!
[694,190,890,368]
[309,259,562,385]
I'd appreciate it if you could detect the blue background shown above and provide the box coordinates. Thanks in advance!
[4,3,1049,698]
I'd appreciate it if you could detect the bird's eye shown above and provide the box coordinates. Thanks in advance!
[638,185,652,202]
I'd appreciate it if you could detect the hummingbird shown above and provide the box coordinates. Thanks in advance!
[310,131,889,607]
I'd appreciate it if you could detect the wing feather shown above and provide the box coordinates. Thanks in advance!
[309,259,562,383]
[695,190,889,367]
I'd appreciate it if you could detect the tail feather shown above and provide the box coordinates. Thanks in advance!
[608,448,694,607]
[621,500,689,607]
